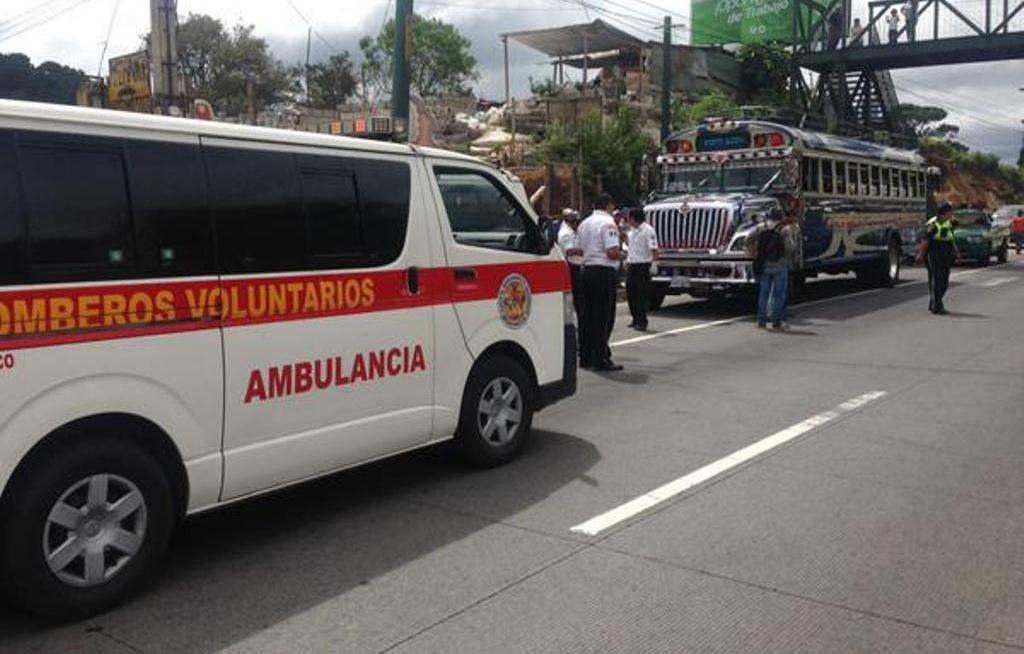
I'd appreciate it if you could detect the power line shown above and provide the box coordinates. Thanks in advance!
[0,0,68,32]
[284,0,343,56]
[96,0,121,77]
[0,0,97,43]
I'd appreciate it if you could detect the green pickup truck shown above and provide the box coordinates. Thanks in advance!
[953,210,1011,265]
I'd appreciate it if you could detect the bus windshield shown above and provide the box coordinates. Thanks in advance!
[665,168,719,194]
[722,165,785,192]
[664,165,785,194]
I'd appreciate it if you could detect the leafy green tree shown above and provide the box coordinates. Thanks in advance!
[171,14,297,117]
[305,52,358,110]
[359,14,478,103]
[736,43,791,105]
[540,106,654,200]
[0,53,83,105]
[671,89,738,130]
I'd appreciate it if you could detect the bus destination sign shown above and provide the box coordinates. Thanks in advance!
[697,132,751,153]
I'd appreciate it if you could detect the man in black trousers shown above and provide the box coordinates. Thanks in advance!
[625,207,659,331]
[576,193,626,371]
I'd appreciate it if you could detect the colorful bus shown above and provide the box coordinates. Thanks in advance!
[644,120,928,307]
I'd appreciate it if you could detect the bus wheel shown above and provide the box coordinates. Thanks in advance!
[0,436,174,619]
[455,355,534,468]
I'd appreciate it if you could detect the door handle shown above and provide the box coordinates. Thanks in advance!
[454,267,477,282]
[406,266,420,295]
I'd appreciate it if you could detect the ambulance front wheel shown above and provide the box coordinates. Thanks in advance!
[456,354,535,467]
[0,433,175,620]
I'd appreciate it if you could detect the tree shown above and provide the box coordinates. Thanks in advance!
[671,89,737,130]
[306,53,358,110]
[899,104,951,137]
[169,14,297,117]
[736,43,791,106]
[359,14,478,103]
[0,53,83,105]
[540,106,654,200]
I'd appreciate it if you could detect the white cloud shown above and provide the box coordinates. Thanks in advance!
[2,0,1019,162]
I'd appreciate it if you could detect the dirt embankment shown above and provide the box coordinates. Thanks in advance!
[920,140,1024,209]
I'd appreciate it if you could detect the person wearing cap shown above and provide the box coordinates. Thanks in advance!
[576,193,626,371]
[556,208,585,329]
[917,202,959,314]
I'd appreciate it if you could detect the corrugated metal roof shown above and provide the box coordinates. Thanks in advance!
[503,19,646,58]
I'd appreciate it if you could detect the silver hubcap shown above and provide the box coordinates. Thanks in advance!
[477,377,523,447]
[43,474,147,588]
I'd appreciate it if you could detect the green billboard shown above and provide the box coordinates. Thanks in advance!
[692,0,806,45]
[691,0,743,46]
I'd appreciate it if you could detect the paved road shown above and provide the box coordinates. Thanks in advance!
[4,256,1024,653]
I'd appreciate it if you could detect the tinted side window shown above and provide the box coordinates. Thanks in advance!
[434,168,540,253]
[128,140,214,276]
[821,160,834,195]
[0,130,26,285]
[835,162,847,195]
[301,168,364,263]
[208,147,305,274]
[19,136,135,279]
[357,159,410,265]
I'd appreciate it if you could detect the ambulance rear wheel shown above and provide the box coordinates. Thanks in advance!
[0,435,174,619]
[456,355,534,467]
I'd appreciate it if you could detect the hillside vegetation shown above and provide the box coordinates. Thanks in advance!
[916,139,1022,209]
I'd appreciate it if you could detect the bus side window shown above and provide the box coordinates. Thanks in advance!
[889,169,898,198]
[901,170,911,199]
[835,162,847,195]
[128,140,215,277]
[208,147,306,274]
[801,158,813,192]
[18,133,137,283]
[860,164,870,196]
[0,130,26,285]
[871,165,881,196]
[822,160,834,195]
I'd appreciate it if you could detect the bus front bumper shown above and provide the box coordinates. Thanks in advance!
[654,256,756,294]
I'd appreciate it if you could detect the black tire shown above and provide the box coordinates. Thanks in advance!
[455,355,535,468]
[0,435,175,620]
[649,284,668,311]
[857,239,900,288]
[997,241,1008,264]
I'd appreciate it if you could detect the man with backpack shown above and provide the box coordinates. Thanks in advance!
[748,208,798,330]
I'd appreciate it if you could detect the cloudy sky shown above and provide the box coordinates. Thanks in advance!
[1,0,1021,161]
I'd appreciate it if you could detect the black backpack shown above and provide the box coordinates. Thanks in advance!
[754,226,785,274]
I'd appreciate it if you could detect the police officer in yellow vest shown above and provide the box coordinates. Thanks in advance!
[916,202,959,314]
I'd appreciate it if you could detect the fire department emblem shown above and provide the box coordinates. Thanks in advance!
[497,274,531,328]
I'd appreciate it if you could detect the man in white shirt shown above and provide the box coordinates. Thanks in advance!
[556,208,584,325]
[886,8,900,45]
[625,208,659,332]
[576,193,626,371]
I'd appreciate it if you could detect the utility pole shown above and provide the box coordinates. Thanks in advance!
[661,16,672,145]
[149,0,180,115]
[392,0,413,142]
[305,27,312,101]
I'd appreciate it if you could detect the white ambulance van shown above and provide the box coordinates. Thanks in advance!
[0,100,576,618]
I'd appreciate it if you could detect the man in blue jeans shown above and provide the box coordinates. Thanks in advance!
[750,209,798,330]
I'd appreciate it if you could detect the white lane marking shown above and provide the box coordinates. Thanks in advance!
[611,318,740,347]
[609,264,1006,348]
[570,391,889,537]
[977,277,1015,288]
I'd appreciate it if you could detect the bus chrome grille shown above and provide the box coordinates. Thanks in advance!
[647,206,732,250]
